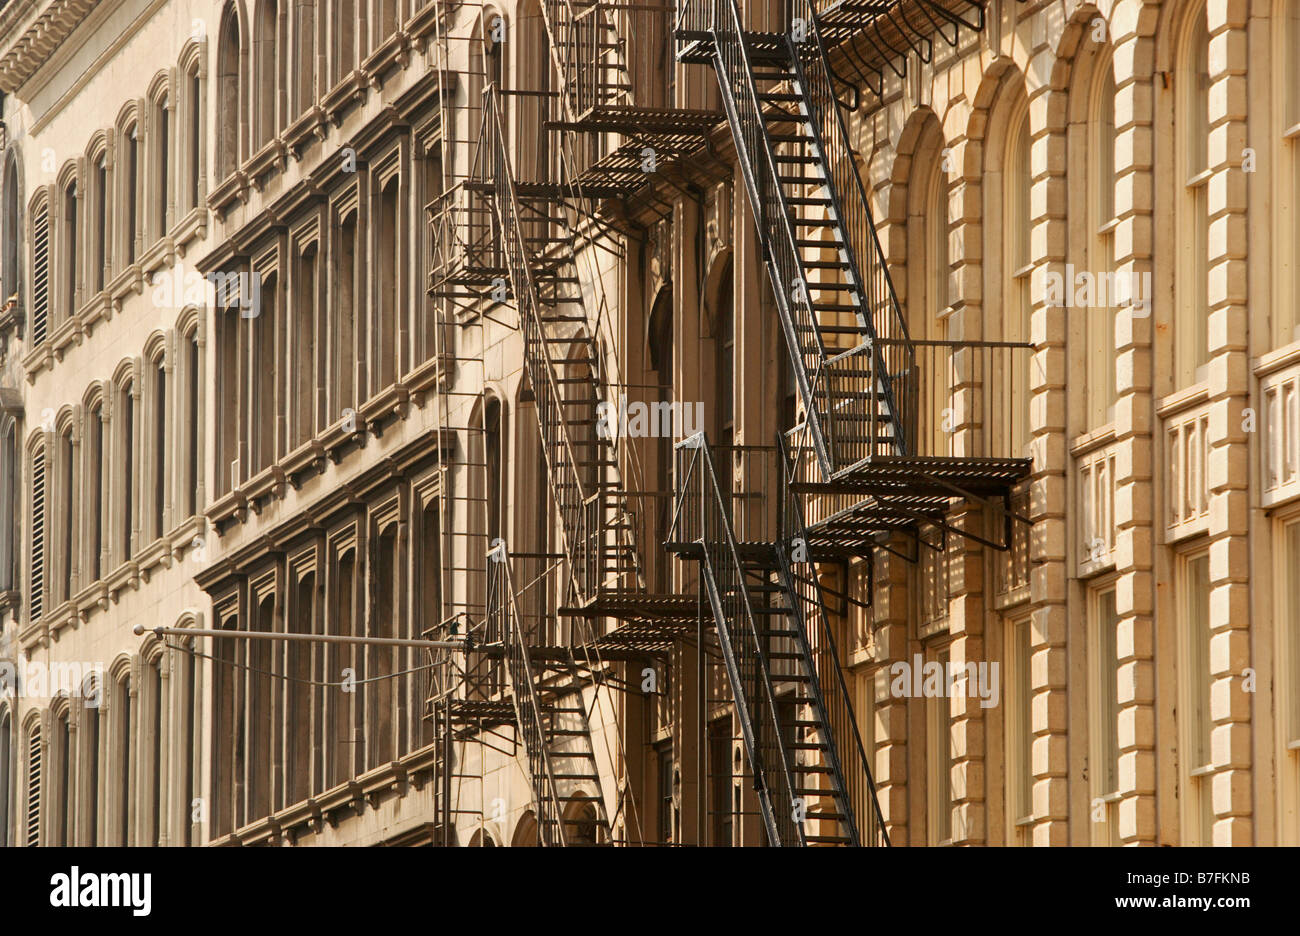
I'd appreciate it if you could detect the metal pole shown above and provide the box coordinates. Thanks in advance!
[133,624,470,650]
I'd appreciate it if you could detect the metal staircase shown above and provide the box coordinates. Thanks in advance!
[489,547,614,846]
[681,0,914,480]
[679,0,1030,553]
[671,432,886,846]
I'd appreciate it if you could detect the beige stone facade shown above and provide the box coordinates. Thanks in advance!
[0,0,1295,847]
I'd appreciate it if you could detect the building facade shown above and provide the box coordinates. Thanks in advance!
[0,0,1294,847]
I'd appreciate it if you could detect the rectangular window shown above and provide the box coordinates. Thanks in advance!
[1006,616,1034,844]
[1089,587,1121,845]
[709,718,731,846]
[1279,517,1300,845]
[926,645,953,845]
[657,742,674,846]
[1179,550,1213,844]
[1285,521,1300,743]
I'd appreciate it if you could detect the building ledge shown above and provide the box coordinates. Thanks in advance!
[0,0,99,94]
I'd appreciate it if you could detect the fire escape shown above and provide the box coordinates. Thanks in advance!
[661,0,1031,844]
[422,0,718,843]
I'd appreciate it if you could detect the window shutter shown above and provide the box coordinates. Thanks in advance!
[26,729,40,847]
[31,206,49,344]
[30,449,44,623]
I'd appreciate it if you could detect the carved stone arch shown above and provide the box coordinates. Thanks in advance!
[142,328,169,365]
[175,303,204,340]
[54,159,81,194]
[147,70,171,107]
[511,809,539,846]
[178,36,208,77]
[107,652,135,685]
[53,404,77,437]
[111,356,138,390]
[700,244,733,338]
[80,379,108,413]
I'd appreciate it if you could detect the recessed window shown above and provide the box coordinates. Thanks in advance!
[1089,586,1121,845]
[1178,549,1213,844]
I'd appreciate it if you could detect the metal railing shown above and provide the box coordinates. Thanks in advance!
[675,434,798,844]
[486,544,571,845]
[476,87,643,602]
[778,432,888,847]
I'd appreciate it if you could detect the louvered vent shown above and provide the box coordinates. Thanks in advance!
[31,207,49,344]
[26,729,40,847]
[30,448,44,623]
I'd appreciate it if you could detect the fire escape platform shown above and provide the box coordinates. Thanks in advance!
[559,592,701,654]
[547,104,721,136]
[674,29,789,64]
[804,455,1032,499]
[814,0,984,51]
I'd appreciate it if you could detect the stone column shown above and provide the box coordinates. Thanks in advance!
[1110,4,1159,845]
[1205,0,1253,846]
[1029,48,1071,847]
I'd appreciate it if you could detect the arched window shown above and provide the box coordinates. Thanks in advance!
[30,196,49,344]
[24,717,41,846]
[905,114,952,458]
[182,57,204,213]
[85,401,104,583]
[217,5,243,179]
[285,572,314,805]
[90,153,108,293]
[211,608,239,836]
[2,153,19,303]
[648,287,674,592]
[143,652,165,846]
[325,551,358,789]
[56,421,76,603]
[117,377,137,562]
[333,210,359,419]
[152,90,171,239]
[1086,56,1118,428]
[111,669,133,845]
[294,0,316,118]
[250,271,279,474]
[29,438,47,623]
[0,420,15,592]
[0,707,11,846]
[61,178,78,321]
[150,352,168,540]
[214,299,239,498]
[417,498,441,751]
[417,138,443,365]
[51,704,72,845]
[1176,4,1211,385]
[180,324,202,518]
[254,0,284,149]
[121,120,141,266]
[376,176,399,391]
[1005,100,1033,457]
[292,244,317,449]
[81,676,102,846]
[247,592,275,822]
[1276,0,1300,346]
[712,259,734,453]
[368,524,400,768]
